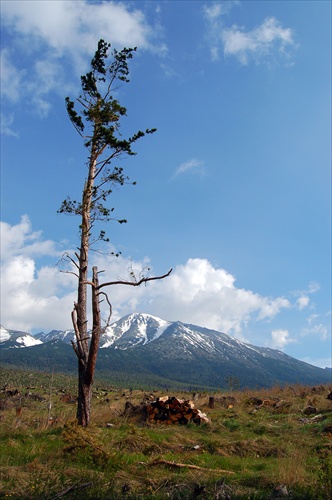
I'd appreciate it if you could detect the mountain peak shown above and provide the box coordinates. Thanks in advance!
[1,315,330,388]
[0,326,42,348]
[102,312,171,349]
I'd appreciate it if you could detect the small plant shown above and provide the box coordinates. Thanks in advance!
[223,418,241,432]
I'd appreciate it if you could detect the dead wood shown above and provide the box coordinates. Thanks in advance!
[140,459,235,474]
[51,482,92,499]
[144,396,210,425]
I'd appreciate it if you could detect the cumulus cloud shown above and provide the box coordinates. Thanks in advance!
[0,216,76,332]
[268,329,295,350]
[0,215,59,260]
[1,218,293,337]
[203,6,296,65]
[222,17,294,65]
[296,296,309,310]
[137,258,291,335]
[1,0,161,57]
[1,0,166,118]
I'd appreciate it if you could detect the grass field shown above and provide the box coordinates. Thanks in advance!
[0,366,331,499]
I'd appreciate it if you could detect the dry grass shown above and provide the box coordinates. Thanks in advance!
[0,369,331,499]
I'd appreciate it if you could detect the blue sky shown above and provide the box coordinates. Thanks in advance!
[1,0,331,369]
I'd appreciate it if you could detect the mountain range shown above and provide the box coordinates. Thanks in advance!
[1,314,331,389]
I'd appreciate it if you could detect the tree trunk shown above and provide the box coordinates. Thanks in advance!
[74,154,98,426]
[76,266,102,427]
[77,363,92,427]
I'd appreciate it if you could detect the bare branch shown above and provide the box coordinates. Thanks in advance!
[82,280,96,287]
[60,270,80,279]
[99,291,113,329]
[71,340,80,358]
[71,309,86,362]
[63,252,80,269]
[56,252,79,270]
[76,97,91,110]
[98,268,172,290]
[93,150,120,179]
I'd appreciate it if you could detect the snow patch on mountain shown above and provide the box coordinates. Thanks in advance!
[0,326,43,348]
[0,326,10,342]
[16,335,43,347]
[173,325,218,354]
[36,329,75,343]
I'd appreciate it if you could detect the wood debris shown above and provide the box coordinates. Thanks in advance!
[146,396,210,425]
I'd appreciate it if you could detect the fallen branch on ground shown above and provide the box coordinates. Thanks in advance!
[138,459,235,474]
[51,482,92,499]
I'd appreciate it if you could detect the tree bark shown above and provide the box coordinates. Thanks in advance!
[75,266,102,426]
[75,153,98,426]
[86,267,102,386]
[76,364,92,427]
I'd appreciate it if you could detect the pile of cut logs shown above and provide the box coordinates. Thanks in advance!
[146,396,210,425]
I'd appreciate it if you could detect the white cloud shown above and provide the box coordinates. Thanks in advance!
[1,218,293,337]
[0,216,76,332]
[203,2,226,61]
[203,7,296,65]
[292,281,321,310]
[203,1,238,22]
[174,158,205,177]
[1,0,159,56]
[307,281,321,294]
[268,329,295,350]
[302,321,329,341]
[296,295,310,310]
[112,257,291,336]
[1,0,165,118]
[297,304,331,342]
[222,17,295,65]
[0,48,24,102]
[307,313,319,325]
[0,215,59,260]
[0,113,18,137]
[203,3,223,22]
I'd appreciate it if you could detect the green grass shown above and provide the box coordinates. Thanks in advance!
[0,366,331,499]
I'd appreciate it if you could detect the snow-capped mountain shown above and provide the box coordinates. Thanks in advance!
[101,313,172,348]
[34,329,76,344]
[1,315,331,388]
[0,325,42,348]
[33,314,172,349]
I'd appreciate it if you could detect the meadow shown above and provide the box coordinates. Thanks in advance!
[0,366,331,499]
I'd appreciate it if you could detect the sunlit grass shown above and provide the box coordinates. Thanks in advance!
[0,367,331,498]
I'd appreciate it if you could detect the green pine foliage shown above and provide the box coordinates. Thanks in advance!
[58,39,156,233]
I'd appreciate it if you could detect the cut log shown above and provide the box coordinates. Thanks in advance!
[125,395,210,425]
[150,396,210,425]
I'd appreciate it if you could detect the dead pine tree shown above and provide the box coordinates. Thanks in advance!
[58,39,172,427]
